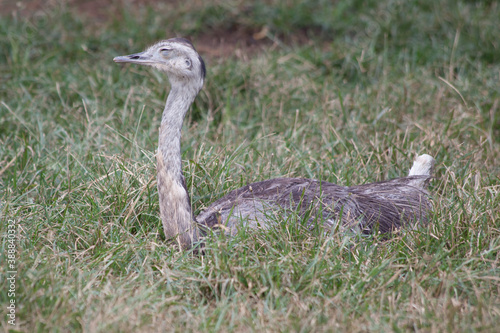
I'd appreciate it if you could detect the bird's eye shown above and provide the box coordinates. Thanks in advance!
[160,48,172,56]
[185,59,192,68]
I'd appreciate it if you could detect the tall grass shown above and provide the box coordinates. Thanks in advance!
[1,0,499,331]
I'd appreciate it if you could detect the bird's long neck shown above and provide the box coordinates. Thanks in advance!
[157,83,200,249]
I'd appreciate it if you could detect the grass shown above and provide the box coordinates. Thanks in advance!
[1,0,499,331]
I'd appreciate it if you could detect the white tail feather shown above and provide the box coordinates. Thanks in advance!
[407,154,436,189]
[409,154,435,176]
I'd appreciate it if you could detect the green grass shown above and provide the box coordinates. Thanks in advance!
[1,0,499,331]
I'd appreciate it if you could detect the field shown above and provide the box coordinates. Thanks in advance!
[1,0,499,331]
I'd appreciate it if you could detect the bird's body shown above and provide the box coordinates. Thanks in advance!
[197,174,433,236]
[114,38,435,250]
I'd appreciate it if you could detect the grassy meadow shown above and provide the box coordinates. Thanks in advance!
[1,0,499,331]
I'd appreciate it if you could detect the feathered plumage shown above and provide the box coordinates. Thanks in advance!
[114,38,435,249]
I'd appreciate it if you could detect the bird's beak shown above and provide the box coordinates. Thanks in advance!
[113,52,154,65]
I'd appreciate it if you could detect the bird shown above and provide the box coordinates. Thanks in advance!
[114,38,436,250]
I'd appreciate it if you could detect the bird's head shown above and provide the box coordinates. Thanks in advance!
[114,38,206,90]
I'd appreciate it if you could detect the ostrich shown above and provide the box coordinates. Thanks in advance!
[114,38,435,250]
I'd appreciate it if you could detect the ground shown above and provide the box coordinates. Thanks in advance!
[1,0,499,331]
[3,0,275,57]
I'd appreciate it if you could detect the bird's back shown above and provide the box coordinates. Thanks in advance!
[196,174,432,235]
[196,154,435,235]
